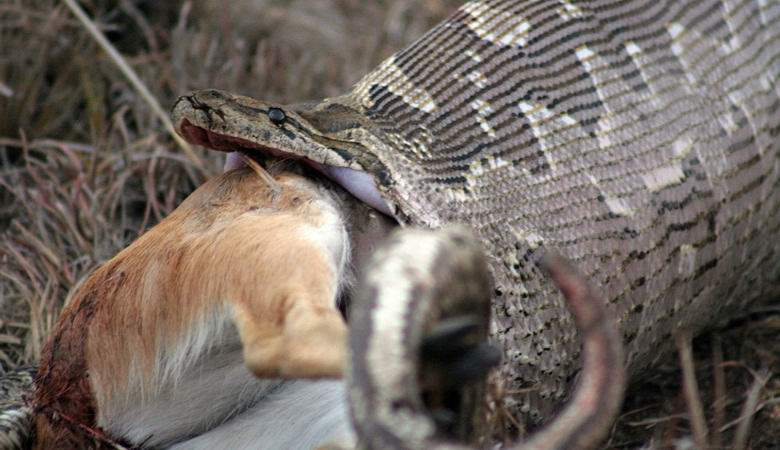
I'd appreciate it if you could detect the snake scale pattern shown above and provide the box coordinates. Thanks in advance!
[3,0,780,448]
[0,368,34,449]
[5,0,780,447]
[347,227,624,449]
[172,0,780,422]
[367,0,780,419]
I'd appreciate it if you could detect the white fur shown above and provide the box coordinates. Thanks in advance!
[322,166,393,216]
[293,177,353,301]
[99,307,354,449]
[169,380,354,450]
[97,163,359,448]
[224,152,245,171]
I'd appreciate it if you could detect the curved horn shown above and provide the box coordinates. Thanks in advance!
[347,227,625,450]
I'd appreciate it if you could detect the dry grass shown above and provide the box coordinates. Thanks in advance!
[608,312,780,449]
[0,0,460,367]
[0,1,778,448]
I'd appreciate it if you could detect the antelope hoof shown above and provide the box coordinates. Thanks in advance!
[421,316,501,388]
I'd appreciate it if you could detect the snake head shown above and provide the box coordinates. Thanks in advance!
[171,89,395,216]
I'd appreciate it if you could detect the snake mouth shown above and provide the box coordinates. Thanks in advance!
[177,119,394,216]
[178,118,326,174]
[178,119,307,162]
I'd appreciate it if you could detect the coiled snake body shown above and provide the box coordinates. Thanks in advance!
[4,1,779,448]
[172,0,780,424]
[348,227,624,449]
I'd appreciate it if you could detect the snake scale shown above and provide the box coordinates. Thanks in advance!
[3,0,780,448]
[0,0,780,448]
[347,227,624,449]
[172,0,780,423]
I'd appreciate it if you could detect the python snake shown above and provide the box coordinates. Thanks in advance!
[172,0,780,424]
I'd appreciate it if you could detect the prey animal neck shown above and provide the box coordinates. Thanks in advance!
[33,167,376,448]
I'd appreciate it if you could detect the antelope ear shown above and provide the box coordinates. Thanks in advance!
[224,152,246,172]
[321,165,392,216]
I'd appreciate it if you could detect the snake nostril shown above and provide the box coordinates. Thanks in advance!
[205,89,225,100]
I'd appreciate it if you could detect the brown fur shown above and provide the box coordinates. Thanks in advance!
[33,167,356,449]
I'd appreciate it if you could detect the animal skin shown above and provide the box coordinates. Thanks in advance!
[28,165,394,450]
[172,0,780,423]
[347,229,625,450]
[4,0,780,447]
[0,368,34,449]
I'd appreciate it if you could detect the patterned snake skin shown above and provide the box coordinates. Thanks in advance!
[171,0,780,421]
[0,368,35,450]
[348,227,624,449]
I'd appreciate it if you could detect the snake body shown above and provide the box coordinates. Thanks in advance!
[4,1,779,448]
[172,0,780,421]
[348,227,624,450]
[0,368,35,450]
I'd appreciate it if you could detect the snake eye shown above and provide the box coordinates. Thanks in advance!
[268,107,286,125]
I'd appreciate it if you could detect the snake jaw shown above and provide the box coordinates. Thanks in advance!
[172,89,401,218]
[176,117,394,216]
[177,118,306,161]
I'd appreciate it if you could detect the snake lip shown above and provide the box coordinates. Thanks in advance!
[177,119,394,216]
[178,119,343,180]
[178,119,300,160]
